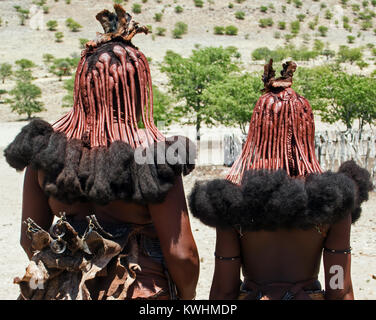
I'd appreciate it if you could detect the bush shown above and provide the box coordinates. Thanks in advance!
[290,20,300,35]
[172,22,188,39]
[313,39,324,51]
[194,0,204,8]
[46,20,58,31]
[337,45,363,64]
[65,18,82,32]
[42,6,49,14]
[0,63,12,83]
[361,20,373,30]
[235,11,245,20]
[259,18,273,28]
[225,25,238,35]
[156,27,166,36]
[214,26,225,35]
[175,6,183,13]
[293,0,303,8]
[278,21,286,30]
[347,35,356,43]
[318,25,328,36]
[296,14,306,21]
[325,10,333,20]
[154,13,163,22]
[228,3,234,8]
[55,32,64,42]
[132,4,142,14]
[260,6,268,13]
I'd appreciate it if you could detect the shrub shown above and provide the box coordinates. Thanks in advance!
[293,0,303,8]
[194,0,204,8]
[228,3,234,9]
[235,11,245,20]
[46,20,58,31]
[154,13,163,22]
[356,60,369,70]
[172,22,188,39]
[225,25,238,35]
[318,25,328,36]
[260,6,268,13]
[156,27,166,36]
[313,39,324,51]
[42,6,49,14]
[361,20,373,30]
[325,10,333,20]
[296,14,306,21]
[175,6,183,13]
[347,35,356,43]
[65,18,82,32]
[259,18,273,28]
[42,53,55,64]
[278,21,286,30]
[214,26,225,35]
[55,32,64,42]
[290,20,300,35]
[308,21,316,30]
[132,4,142,14]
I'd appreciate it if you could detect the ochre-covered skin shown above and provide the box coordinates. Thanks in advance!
[227,60,322,184]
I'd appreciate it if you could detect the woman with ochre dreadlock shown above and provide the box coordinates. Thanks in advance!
[189,60,373,300]
[5,5,198,300]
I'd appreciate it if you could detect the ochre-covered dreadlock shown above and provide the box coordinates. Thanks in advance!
[53,4,164,148]
[227,60,322,184]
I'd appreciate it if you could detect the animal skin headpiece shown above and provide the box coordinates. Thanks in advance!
[53,4,163,148]
[227,59,322,184]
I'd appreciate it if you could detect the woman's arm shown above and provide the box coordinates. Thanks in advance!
[323,213,354,300]
[21,167,54,259]
[148,175,199,300]
[209,227,241,300]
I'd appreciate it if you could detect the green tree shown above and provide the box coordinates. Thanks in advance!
[161,46,241,140]
[202,73,263,134]
[7,79,45,119]
[337,46,363,64]
[15,59,35,70]
[0,63,12,83]
[295,66,376,131]
[152,85,176,126]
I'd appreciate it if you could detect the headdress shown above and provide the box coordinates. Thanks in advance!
[53,4,163,148]
[227,60,322,184]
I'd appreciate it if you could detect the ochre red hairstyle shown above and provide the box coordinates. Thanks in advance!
[53,4,164,148]
[227,60,322,184]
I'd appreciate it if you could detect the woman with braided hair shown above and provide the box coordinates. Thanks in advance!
[189,60,373,300]
[5,5,199,300]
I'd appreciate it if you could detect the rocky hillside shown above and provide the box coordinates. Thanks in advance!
[0,0,375,123]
